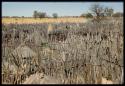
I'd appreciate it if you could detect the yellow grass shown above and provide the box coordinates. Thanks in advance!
[48,24,53,33]
[2,17,88,24]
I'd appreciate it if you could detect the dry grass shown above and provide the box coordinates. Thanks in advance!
[2,17,123,84]
[2,17,88,24]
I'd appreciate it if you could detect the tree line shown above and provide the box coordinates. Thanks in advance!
[80,4,123,18]
[2,4,123,18]
[33,11,58,19]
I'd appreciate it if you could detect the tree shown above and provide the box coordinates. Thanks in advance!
[85,13,93,18]
[39,12,46,18]
[104,7,114,17]
[33,10,47,19]
[33,11,46,19]
[3,16,10,18]
[12,16,19,18]
[108,8,114,17]
[33,10,38,19]
[90,3,104,18]
[53,13,58,18]
[112,12,123,17]
[80,13,86,17]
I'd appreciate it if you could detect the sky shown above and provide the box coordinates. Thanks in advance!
[2,2,123,17]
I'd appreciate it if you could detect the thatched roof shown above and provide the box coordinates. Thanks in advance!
[12,43,37,58]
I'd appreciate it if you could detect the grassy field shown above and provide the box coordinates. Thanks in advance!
[2,17,123,84]
[2,17,88,24]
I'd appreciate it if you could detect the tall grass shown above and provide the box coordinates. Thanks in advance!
[2,17,123,84]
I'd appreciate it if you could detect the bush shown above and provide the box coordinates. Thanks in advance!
[86,13,93,18]
[112,12,123,17]
[53,13,58,18]
[80,14,86,17]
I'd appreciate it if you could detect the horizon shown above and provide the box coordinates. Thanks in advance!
[2,2,123,17]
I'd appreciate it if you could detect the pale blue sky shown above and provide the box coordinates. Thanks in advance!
[2,2,123,17]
